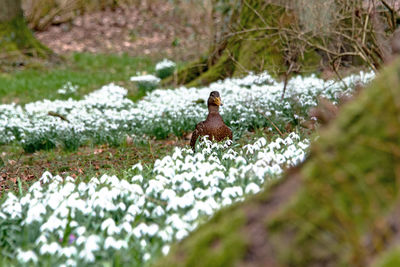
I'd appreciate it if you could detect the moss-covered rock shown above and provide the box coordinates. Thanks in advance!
[157,57,400,266]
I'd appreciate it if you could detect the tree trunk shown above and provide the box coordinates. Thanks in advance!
[157,57,400,266]
[0,0,54,70]
[164,1,321,87]
[166,0,396,87]
[0,0,23,22]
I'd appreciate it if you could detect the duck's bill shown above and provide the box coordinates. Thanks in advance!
[214,97,223,106]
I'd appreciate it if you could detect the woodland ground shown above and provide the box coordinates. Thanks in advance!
[0,2,378,266]
[0,1,211,196]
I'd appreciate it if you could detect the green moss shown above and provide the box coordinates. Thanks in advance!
[161,55,209,86]
[374,246,400,267]
[187,49,236,87]
[0,16,53,70]
[156,203,247,267]
[267,57,400,265]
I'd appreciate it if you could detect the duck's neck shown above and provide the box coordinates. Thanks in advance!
[207,105,222,121]
[208,105,220,115]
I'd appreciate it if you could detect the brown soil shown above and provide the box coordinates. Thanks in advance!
[35,1,212,61]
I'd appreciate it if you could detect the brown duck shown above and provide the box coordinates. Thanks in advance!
[190,91,233,151]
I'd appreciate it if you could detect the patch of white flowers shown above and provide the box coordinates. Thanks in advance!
[57,82,79,95]
[155,59,176,71]
[0,70,374,151]
[130,74,161,84]
[0,133,308,266]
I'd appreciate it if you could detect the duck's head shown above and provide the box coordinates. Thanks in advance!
[208,91,223,107]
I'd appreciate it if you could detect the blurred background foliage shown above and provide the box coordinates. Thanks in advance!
[22,0,213,31]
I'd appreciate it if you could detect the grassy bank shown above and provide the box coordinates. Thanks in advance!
[0,52,155,104]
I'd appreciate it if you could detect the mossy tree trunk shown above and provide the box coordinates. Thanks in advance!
[167,0,396,87]
[157,57,400,266]
[0,0,23,22]
[165,1,321,87]
[0,0,53,69]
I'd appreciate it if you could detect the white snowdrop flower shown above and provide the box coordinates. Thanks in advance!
[127,204,141,216]
[118,202,126,211]
[176,229,189,240]
[53,175,63,183]
[20,194,31,206]
[162,245,170,255]
[89,177,100,186]
[172,148,183,160]
[213,171,225,180]
[195,201,213,215]
[35,235,48,245]
[221,186,243,199]
[245,183,261,194]
[79,250,95,263]
[271,164,282,174]
[76,226,86,236]
[130,74,160,83]
[153,205,165,216]
[180,180,192,191]
[269,141,281,150]
[298,141,309,150]
[222,197,233,206]
[65,259,77,267]
[17,249,38,263]
[177,192,195,208]
[78,182,87,193]
[166,214,187,230]
[61,246,77,258]
[101,218,120,235]
[104,236,126,250]
[81,235,100,259]
[158,228,173,242]
[147,224,159,236]
[128,183,144,195]
[133,223,148,238]
[161,189,176,200]
[143,253,151,261]
[276,154,286,164]
[60,182,75,196]
[155,58,176,70]
[193,188,207,199]
[29,181,42,193]
[121,222,132,233]
[235,156,247,165]
[65,176,75,183]
[146,180,164,194]
[40,242,61,255]
[40,216,66,232]
[24,202,46,224]
[40,171,53,184]
[47,194,63,210]
[140,239,147,248]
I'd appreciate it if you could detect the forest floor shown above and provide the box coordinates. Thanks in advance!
[35,1,212,61]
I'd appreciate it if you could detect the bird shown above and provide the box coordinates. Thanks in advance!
[190,91,233,151]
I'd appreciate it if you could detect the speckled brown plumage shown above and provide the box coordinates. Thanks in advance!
[190,91,233,151]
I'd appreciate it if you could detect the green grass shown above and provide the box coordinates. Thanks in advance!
[0,52,155,104]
